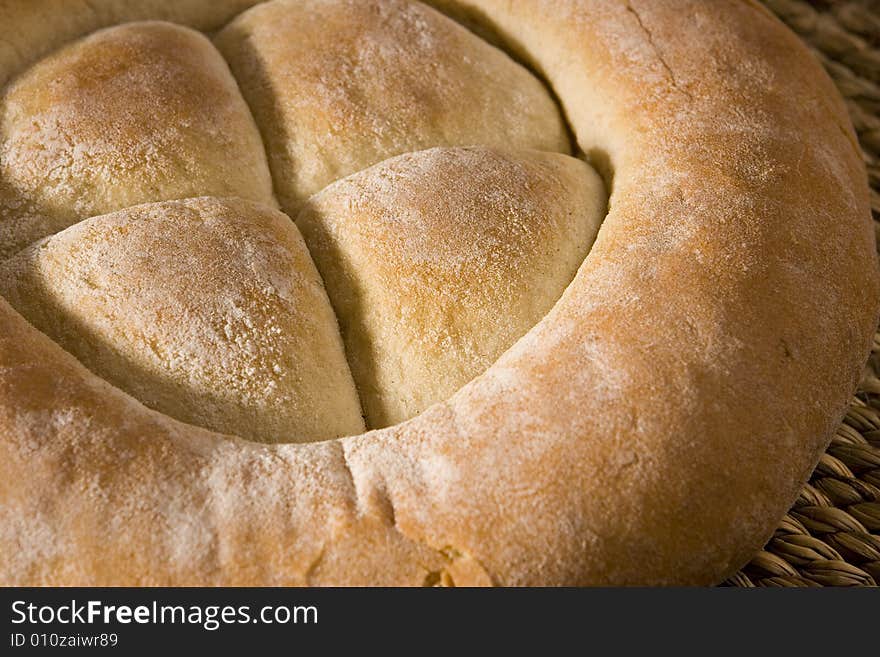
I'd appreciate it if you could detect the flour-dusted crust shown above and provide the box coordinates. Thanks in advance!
[0,196,364,444]
[0,0,877,585]
[297,146,606,428]
[0,20,275,259]
[214,0,572,212]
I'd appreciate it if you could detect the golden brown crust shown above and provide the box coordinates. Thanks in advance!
[0,0,264,90]
[297,146,605,428]
[0,196,364,444]
[214,0,571,212]
[0,20,274,258]
[0,0,877,586]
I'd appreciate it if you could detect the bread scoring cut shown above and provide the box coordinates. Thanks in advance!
[215,0,572,214]
[0,0,876,587]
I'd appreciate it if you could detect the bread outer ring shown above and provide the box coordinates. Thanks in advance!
[1,0,877,585]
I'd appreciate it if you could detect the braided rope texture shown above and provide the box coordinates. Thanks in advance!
[725,0,880,587]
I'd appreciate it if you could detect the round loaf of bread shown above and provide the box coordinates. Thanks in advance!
[0,0,876,586]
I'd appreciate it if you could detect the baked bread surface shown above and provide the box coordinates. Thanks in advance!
[297,146,606,427]
[0,196,364,444]
[0,20,274,259]
[0,0,877,585]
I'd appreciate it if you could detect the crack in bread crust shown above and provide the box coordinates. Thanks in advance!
[0,0,876,587]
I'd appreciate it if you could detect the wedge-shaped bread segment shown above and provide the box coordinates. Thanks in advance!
[0,197,364,443]
[297,146,606,428]
[215,0,571,213]
[0,21,274,259]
